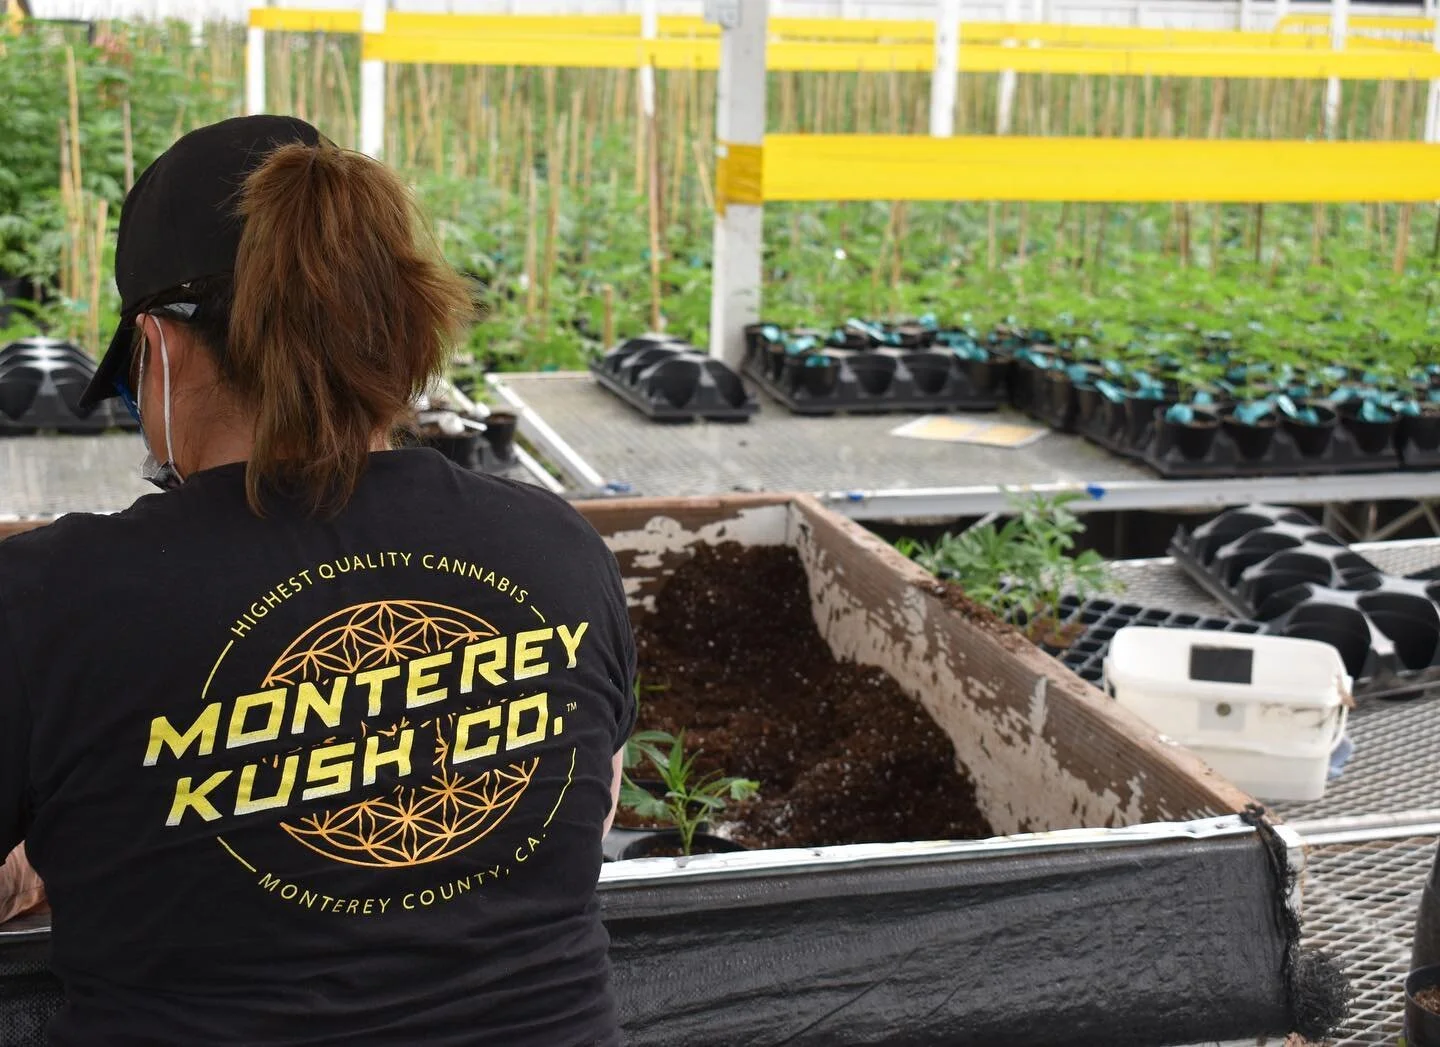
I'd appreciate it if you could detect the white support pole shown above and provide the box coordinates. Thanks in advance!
[930,0,961,138]
[996,0,1019,134]
[1427,15,1440,142]
[245,3,267,116]
[360,0,387,158]
[639,0,658,120]
[1324,0,1347,139]
[1239,0,1253,32]
[1274,0,1289,30]
[708,0,768,369]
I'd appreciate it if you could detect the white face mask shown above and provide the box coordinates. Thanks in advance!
[136,314,185,491]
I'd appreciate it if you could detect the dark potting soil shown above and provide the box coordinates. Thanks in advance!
[1418,985,1440,1016]
[624,543,993,849]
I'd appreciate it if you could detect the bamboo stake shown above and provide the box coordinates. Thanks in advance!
[582,118,597,193]
[987,203,998,270]
[1210,204,1222,275]
[1053,202,1069,273]
[523,166,538,323]
[646,109,663,331]
[602,284,615,348]
[541,114,566,326]
[890,201,908,290]
[1311,203,1326,268]
[1394,203,1413,275]
[1254,203,1265,267]
[88,199,108,357]
[691,137,714,212]
[1089,204,1110,293]
[65,48,82,196]
[569,87,584,189]
[331,42,356,150]
[121,99,135,193]
[633,70,646,194]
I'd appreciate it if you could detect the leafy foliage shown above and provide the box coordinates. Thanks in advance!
[619,729,758,856]
[898,491,1114,639]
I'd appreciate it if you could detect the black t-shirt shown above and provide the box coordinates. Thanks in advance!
[0,448,636,1046]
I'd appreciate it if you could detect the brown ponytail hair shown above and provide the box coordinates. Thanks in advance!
[222,141,473,514]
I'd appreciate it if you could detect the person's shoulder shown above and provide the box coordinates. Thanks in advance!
[437,458,602,543]
[0,493,176,575]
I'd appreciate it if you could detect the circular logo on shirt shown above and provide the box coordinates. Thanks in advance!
[141,552,591,914]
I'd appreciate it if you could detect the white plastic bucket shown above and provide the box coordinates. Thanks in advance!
[1104,627,1351,803]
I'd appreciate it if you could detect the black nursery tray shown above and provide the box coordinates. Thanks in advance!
[1069,395,1402,479]
[0,339,136,435]
[742,323,1006,415]
[590,335,757,423]
[1036,594,1262,685]
[1171,504,1440,700]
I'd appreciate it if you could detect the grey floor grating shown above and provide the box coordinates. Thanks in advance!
[1300,834,1437,1045]
[1275,696,1440,823]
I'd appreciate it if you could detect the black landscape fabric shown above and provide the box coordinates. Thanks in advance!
[603,833,1297,1047]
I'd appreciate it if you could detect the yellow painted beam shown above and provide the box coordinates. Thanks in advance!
[361,31,1440,79]
[1278,13,1437,32]
[248,7,360,33]
[252,9,1432,47]
[761,135,1440,203]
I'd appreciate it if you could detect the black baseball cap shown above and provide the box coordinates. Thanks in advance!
[80,115,330,409]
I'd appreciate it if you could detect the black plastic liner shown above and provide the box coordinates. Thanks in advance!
[0,339,136,435]
[743,324,1004,414]
[604,832,1299,1046]
[0,831,1342,1046]
[590,336,758,422]
[1038,594,1263,684]
[1171,504,1440,699]
[0,926,60,1047]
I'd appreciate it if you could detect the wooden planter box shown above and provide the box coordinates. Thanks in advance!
[0,497,1311,1047]
[582,494,1307,1047]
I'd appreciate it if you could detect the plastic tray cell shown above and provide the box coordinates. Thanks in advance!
[1033,593,1263,685]
[1171,504,1440,699]
[590,336,758,422]
[742,324,1003,415]
[0,339,134,435]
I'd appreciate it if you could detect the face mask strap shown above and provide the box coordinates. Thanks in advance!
[154,317,179,480]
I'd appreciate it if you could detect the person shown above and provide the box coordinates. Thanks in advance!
[0,844,46,924]
[0,115,635,1046]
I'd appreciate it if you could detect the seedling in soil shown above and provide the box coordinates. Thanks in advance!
[620,729,759,856]
[898,491,1114,647]
[623,676,671,771]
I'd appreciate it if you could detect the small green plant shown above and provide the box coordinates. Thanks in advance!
[623,676,671,771]
[899,490,1114,645]
[620,729,759,856]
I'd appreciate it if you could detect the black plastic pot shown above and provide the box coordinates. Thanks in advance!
[1280,404,1338,459]
[619,830,746,860]
[848,353,897,397]
[1219,407,1278,461]
[964,356,1007,399]
[1161,408,1220,461]
[1338,401,1398,455]
[1041,368,1078,431]
[1402,407,1440,454]
[1407,965,1440,1047]
[1074,384,1103,428]
[1123,394,1167,451]
[902,352,951,395]
[1416,842,1440,970]
[482,411,517,461]
[765,341,788,381]
[424,432,481,469]
[798,355,841,396]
